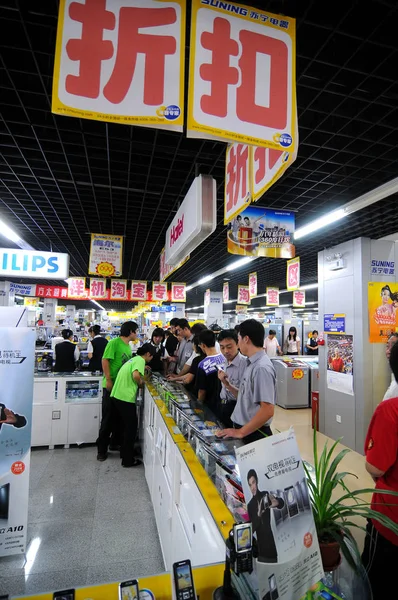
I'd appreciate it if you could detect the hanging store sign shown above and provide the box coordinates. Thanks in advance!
[237,285,250,305]
[188,1,297,151]
[89,278,108,299]
[159,247,190,282]
[110,279,128,300]
[249,272,257,298]
[88,234,123,277]
[0,249,69,280]
[165,174,217,266]
[0,328,35,557]
[235,430,324,599]
[171,282,186,302]
[236,304,248,314]
[227,207,295,258]
[251,132,297,202]
[368,282,398,343]
[36,285,69,299]
[9,283,37,297]
[293,290,305,308]
[52,0,186,132]
[152,282,168,302]
[204,288,211,307]
[130,281,148,302]
[286,256,300,291]
[223,281,229,303]
[67,277,87,298]
[266,286,279,307]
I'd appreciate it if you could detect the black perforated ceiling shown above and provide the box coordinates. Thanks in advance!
[1,0,398,311]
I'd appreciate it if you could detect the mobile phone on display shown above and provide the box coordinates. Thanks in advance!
[172,559,196,600]
[119,579,139,600]
[268,574,279,600]
[53,590,75,600]
[232,522,253,574]
[284,485,299,518]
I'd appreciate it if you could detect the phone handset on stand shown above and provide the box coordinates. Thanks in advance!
[213,523,257,600]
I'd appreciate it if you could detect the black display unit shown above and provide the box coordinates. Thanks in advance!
[0,483,10,519]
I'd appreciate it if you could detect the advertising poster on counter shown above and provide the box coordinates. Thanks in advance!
[227,207,295,258]
[188,0,297,152]
[0,327,35,557]
[88,234,123,277]
[52,0,186,132]
[286,257,300,291]
[235,430,324,600]
[368,281,398,343]
[326,334,354,395]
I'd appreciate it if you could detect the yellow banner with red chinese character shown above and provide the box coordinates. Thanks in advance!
[52,0,186,132]
[266,287,279,307]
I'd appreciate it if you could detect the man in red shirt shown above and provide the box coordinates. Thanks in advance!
[361,342,398,599]
[329,349,344,372]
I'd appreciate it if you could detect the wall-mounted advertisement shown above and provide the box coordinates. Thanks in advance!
[52,0,186,132]
[0,328,35,557]
[89,233,123,277]
[227,207,295,258]
[326,334,354,395]
[368,282,398,343]
[235,430,324,600]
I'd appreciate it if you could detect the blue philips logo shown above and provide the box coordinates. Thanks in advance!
[164,105,181,121]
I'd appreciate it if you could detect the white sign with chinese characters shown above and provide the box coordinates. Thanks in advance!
[165,174,217,266]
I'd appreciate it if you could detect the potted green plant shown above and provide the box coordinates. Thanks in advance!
[303,425,398,571]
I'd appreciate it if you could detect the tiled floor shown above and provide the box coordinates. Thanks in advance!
[0,447,164,597]
[0,407,372,597]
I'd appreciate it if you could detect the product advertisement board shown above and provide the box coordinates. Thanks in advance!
[323,314,346,334]
[188,0,297,151]
[52,0,186,131]
[326,334,354,396]
[89,233,123,277]
[0,327,35,557]
[368,281,398,343]
[235,430,324,600]
[228,207,295,258]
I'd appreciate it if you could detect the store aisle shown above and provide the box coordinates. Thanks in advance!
[0,447,164,597]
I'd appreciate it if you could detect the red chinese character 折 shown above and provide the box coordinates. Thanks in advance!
[226,143,249,212]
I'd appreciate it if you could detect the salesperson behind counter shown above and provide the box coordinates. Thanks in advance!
[217,319,276,445]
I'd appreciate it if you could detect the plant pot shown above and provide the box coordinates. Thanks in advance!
[319,540,341,571]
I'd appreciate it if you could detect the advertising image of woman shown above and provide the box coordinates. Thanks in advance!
[285,327,300,355]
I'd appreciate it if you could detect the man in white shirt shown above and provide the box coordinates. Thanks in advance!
[264,330,281,358]
[383,333,398,401]
[218,329,247,427]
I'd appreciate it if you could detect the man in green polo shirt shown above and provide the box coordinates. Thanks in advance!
[97,321,139,461]
[111,343,155,468]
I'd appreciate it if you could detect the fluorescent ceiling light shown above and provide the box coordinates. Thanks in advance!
[226,257,254,271]
[91,300,105,311]
[198,275,214,285]
[185,285,193,291]
[294,209,346,240]
[0,219,22,244]
[298,283,318,291]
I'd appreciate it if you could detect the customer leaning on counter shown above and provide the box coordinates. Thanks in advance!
[217,319,276,444]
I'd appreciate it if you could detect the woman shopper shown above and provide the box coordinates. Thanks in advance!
[285,326,301,355]
[110,343,155,468]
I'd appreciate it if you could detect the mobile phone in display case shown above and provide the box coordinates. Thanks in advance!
[172,559,196,600]
[284,485,299,518]
[119,579,139,600]
[53,590,75,600]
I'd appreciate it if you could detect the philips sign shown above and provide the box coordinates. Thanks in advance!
[0,249,69,279]
[165,175,217,266]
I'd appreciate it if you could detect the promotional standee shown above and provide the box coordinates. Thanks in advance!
[236,430,324,600]
[0,327,35,557]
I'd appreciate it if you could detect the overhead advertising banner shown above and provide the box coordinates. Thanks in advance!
[235,431,324,600]
[36,285,69,300]
[223,281,229,303]
[67,277,87,298]
[237,285,250,305]
[249,272,257,298]
[368,281,398,343]
[130,280,148,302]
[159,247,190,282]
[224,142,251,224]
[171,282,186,302]
[188,1,297,152]
[89,233,123,277]
[267,286,279,307]
[152,282,168,302]
[52,0,186,132]
[293,290,305,308]
[286,256,300,291]
[227,207,295,258]
[327,334,354,395]
[0,328,35,557]
[89,278,108,300]
[0,249,69,280]
[165,175,217,266]
[110,279,128,300]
